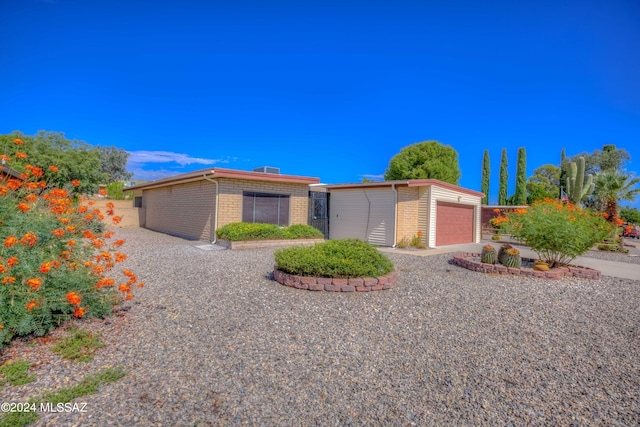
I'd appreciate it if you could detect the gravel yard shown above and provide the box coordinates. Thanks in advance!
[2,227,640,426]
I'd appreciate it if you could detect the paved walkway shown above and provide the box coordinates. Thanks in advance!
[380,240,640,281]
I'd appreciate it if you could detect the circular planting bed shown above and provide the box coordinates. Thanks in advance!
[452,252,601,279]
[273,268,397,292]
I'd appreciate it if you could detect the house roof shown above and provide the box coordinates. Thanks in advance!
[0,165,22,180]
[322,179,484,198]
[124,167,320,191]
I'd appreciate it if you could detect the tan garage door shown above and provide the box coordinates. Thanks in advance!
[436,201,474,246]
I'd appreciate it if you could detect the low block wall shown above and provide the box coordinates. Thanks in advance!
[273,268,397,292]
[452,252,600,280]
[218,238,324,250]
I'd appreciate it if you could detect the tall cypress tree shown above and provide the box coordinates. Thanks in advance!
[481,150,490,205]
[514,147,527,205]
[559,148,567,199]
[498,148,508,205]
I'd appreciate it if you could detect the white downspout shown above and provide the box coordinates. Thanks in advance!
[203,172,219,244]
[392,183,398,248]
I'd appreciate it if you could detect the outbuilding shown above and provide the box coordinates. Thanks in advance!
[324,180,484,248]
[125,167,320,241]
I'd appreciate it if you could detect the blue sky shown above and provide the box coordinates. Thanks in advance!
[1,0,639,207]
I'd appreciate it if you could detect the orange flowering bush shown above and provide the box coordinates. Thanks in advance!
[496,198,615,267]
[0,138,141,348]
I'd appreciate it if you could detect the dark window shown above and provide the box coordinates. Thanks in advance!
[242,192,290,226]
[134,196,142,208]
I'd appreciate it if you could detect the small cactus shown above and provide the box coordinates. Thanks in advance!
[481,245,497,264]
[497,244,513,265]
[500,247,521,268]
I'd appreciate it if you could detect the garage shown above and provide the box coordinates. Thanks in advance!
[325,179,483,248]
[436,201,475,245]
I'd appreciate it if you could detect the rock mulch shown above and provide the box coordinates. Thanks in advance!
[1,227,639,426]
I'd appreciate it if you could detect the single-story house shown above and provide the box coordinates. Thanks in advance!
[124,167,320,241]
[323,180,484,248]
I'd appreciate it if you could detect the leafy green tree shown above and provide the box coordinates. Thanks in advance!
[526,164,560,203]
[99,146,133,182]
[620,206,640,225]
[569,145,630,176]
[1,131,103,194]
[514,147,527,205]
[593,170,640,221]
[481,150,490,204]
[498,149,508,205]
[384,140,461,184]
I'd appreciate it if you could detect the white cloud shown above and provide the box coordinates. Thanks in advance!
[126,150,232,181]
[127,150,222,166]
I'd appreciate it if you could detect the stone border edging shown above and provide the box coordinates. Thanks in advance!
[273,267,397,292]
[218,238,324,250]
[452,252,601,279]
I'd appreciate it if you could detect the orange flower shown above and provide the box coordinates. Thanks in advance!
[24,194,38,202]
[96,277,115,288]
[84,213,94,221]
[67,239,76,247]
[417,231,423,237]
[4,236,18,247]
[137,282,144,289]
[2,276,16,284]
[77,205,87,214]
[52,228,65,237]
[0,185,7,196]
[26,300,38,311]
[7,257,19,267]
[99,189,107,196]
[16,151,28,159]
[70,179,81,187]
[26,278,42,290]
[66,291,82,306]
[113,239,125,248]
[18,203,31,212]
[48,165,59,172]
[82,230,96,239]
[118,283,131,293]
[40,262,52,273]
[73,307,85,318]
[123,269,135,277]
[59,217,70,224]
[25,165,43,178]
[14,138,24,145]
[114,252,127,263]
[92,265,106,275]
[106,202,115,209]
[103,231,115,239]
[125,294,134,301]
[112,215,122,225]
[7,179,22,190]
[0,264,5,273]
[88,201,95,206]
[65,225,76,233]
[20,232,38,247]
[92,239,105,248]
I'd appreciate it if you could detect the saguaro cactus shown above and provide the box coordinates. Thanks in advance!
[566,156,595,205]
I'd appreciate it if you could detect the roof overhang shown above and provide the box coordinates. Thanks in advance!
[124,167,320,192]
[324,179,484,198]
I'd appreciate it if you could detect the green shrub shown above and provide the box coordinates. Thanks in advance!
[0,139,140,350]
[51,328,104,362]
[498,199,614,267]
[396,237,410,248]
[275,239,394,278]
[216,222,323,241]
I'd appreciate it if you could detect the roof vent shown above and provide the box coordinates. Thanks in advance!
[253,166,280,174]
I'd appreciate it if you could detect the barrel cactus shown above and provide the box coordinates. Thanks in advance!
[500,247,522,268]
[497,244,513,265]
[480,244,497,264]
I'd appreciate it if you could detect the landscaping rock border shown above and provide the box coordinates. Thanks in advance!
[452,252,601,279]
[273,267,397,292]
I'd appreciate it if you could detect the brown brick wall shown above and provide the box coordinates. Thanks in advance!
[138,177,310,241]
[396,187,420,244]
[143,180,217,240]
[217,178,309,227]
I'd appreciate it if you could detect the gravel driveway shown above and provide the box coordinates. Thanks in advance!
[3,227,640,426]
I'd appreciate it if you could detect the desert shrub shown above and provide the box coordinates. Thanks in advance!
[396,237,410,248]
[284,224,324,239]
[216,222,322,241]
[0,138,141,349]
[497,199,614,267]
[275,239,394,278]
